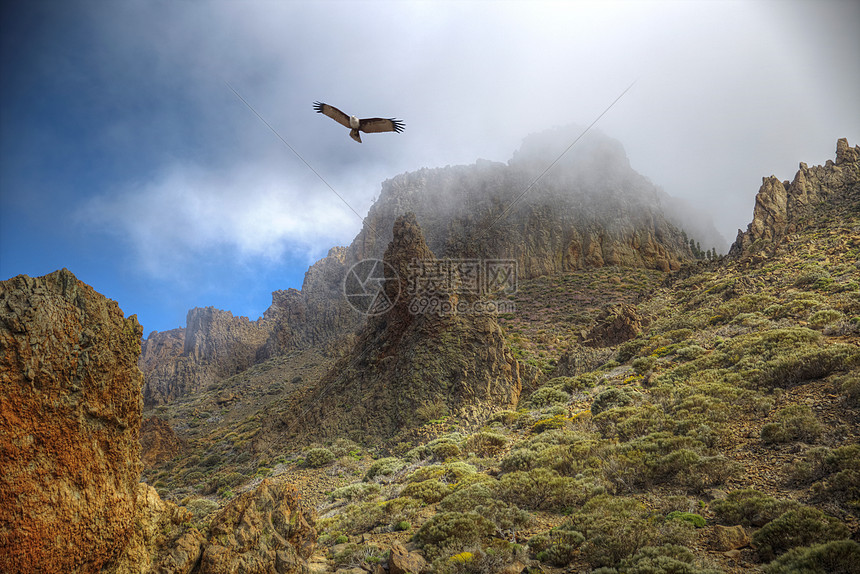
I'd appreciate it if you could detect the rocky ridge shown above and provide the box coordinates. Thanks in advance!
[1,269,318,574]
[140,128,717,409]
[261,213,528,444]
[729,138,860,257]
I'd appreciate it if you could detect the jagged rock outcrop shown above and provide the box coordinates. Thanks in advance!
[141,251,363,407]
[140,416,184,467]
[103,483,203,574]
[729,138,860,257]
[0,269,144,574]
[142,128,708,408]
[263,214,525,442]
[198,480,317,574]
[348,128,695,278]
[258,246,363,360]
[584,303,644,347]
[141,308,271,406]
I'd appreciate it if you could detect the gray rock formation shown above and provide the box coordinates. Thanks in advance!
[729,138,860,257]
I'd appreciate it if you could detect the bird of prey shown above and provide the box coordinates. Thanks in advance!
[313,101,404,143]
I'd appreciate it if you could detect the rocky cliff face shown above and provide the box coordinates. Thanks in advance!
[140,251,363,407]
[262,214,526,443]
[141,129,708,408]
[348,128,695,276]
[729,138,860,257]
[0,269,144,574]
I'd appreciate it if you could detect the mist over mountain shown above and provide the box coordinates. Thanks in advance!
[140,128,721,407]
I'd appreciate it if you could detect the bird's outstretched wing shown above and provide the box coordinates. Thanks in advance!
[313,102,352,129]
[359,117,405,134]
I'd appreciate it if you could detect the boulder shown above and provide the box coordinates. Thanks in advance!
[198,479,317,574]
[0,269,144,574]
[389,542,427,574]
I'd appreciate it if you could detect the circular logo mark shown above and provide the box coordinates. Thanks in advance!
[343,259,400,316]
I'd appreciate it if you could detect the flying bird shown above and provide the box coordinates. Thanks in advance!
[313,101,404,143]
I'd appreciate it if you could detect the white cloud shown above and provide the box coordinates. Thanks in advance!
[81,161,366,280]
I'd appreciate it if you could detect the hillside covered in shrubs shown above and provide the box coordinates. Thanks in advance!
[137,140,860,573]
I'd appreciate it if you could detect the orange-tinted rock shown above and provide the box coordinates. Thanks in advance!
[140,416,184,467]
[0,269,144,574]
[198,479,317,574]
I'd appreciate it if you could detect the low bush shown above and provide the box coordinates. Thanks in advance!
[364,457,406,481]
[329,482,382,502]
[435,543,529,574]
[400,479,454,504]
[763,539,860,574]
[413,512,496,559]
[563,495,695,567]
[760,404,823,444]
[591,388,634,415]
[381,496,423,526]
[527,386,570,409]
[304,447,336,468]
[442,483,533,531]
[599,544,723,574]
[531,415,566,433]
[319,500,385,535]
[407,462,477,484]
[711,489,800,527]
[666,511,706,528]
[461,431,508,457]
[751,506,849,560]
[494,467,598,511]
[528,528,585,566]
[808,309,843,329]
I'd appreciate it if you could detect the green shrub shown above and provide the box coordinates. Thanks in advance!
[528,386,570,409]
[394,520,411,531]
[839,374,860,407]
[617,339,646,362]
[528,528,585,566]
[531,415,565,433]
[461,431,508,457]
[431,441,463,461]
[808,309,843,329]
[631,356,656,375]
[401,479,453,504]
[763,539,860,574]
[381,496,424,526]
[184,497,220,520]
[611,544,723,574]
[487,410,521,427]
[563,495,695,567]
[591,388,634,415]
[413,512,496,559]
[304,447,336,468]
[500,447,539,473]
[319,500,385,535]
[760,404,823,444]
[364,457,406,481]
[434,543,528,574]
[751,506,850,560]
[787,444,860,510]
[666,511,706,528]
[407,462,477,484]
[329,482,381,502]
[494,468,597,511]
[711,489,800,527]
[330,543,389,569]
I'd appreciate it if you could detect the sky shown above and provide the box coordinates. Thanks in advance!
[2,0,858,338]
